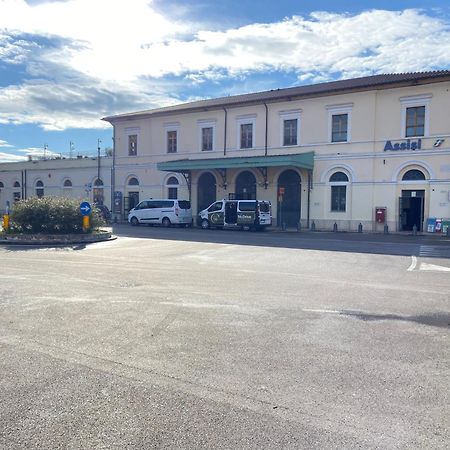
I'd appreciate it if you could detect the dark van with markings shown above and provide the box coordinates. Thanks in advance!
[199,200,272,230]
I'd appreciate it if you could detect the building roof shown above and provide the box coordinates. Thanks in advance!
[103,70,450,122]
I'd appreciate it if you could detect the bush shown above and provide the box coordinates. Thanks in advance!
[7,197,105,234]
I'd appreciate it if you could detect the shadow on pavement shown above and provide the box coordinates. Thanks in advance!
[112,224,450,258]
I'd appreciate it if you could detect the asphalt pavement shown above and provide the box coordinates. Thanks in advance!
[0,226,449,449]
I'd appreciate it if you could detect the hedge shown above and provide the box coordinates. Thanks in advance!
[7,197,105,234]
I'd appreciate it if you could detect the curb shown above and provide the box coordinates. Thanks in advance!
[0,232,116,246]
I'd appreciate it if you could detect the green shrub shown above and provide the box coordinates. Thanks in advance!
[7,197,105,234]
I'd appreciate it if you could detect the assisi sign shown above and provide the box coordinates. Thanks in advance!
[384,139,422,151]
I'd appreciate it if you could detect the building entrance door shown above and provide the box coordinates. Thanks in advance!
[277,170,301,227]
[399,190,425,231]
[197,172,216,214]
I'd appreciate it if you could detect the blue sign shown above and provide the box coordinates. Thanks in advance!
[80,201,92,216]
[384,139,422,152]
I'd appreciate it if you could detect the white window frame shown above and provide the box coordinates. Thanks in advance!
[327,103,353,143]
[125,127,140,156]
[164,122,180,154]
[279,110,301,147]
[400,94,431,139]
[197,119,216,152]
[236,115,256,150]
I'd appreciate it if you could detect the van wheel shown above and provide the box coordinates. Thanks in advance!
[162,217,171,228]
[130,216,139,226]
[201,219,210,229]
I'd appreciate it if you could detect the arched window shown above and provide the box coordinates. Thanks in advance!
[329,171,349,212]
[14,181,20,188]
[94,178,104,186]
[63,179,72,187]
[128,177,139,186]
[35,180,44,198]
[402,169,426,181]
[0,181,4,189]
[330,171,349,182]
[166,176,179,199]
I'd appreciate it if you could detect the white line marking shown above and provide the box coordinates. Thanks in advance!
[420,263,450,272]
[302,309,342,314]
[407,256,417,272]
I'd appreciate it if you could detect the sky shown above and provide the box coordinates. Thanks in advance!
[1,0,450,161]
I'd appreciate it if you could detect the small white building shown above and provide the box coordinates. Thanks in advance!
[0,156,112,215]
[103,71,450,232]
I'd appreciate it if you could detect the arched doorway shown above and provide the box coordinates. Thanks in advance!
[399,168,427,231]
[235,171,256,200]
[197,172,216,213]
[277,170,301,227]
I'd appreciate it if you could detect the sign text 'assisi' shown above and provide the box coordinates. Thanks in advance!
[384,139,422,151]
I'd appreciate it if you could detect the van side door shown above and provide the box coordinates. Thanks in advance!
[207,201,224,226]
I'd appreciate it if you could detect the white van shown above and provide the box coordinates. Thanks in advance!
[199,199,272,230]
[128,199,193,227]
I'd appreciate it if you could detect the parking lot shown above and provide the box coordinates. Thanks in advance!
[0,227,449,449]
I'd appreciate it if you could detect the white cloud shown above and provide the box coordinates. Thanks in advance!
[0,2,450,131]
[0,151,27,162]
[0,139,14,148]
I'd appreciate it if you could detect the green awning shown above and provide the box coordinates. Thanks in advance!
[157,152,314,172]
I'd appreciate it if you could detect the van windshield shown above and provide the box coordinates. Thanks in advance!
[178,201,191,210]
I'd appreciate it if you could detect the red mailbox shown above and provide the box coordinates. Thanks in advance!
[375,207,386,224]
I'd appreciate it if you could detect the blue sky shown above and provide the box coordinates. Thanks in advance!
[1,0,450,161]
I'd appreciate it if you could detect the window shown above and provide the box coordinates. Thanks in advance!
[128,177,139,186]
[14,181,20,188]
[13,192,21,202]
[327,104,352,143]
[128,135,137,156]
[35,180,44,198]
[240,123,253,149]
[239,201,256,212]
[0,181,3,189]
[283,119,298,146]
[63,179,72,187]
[405,107,425,137]
[167,130,177,153]
[208,201,223,212]
[330,171,349,212]
[331,114,348,142]
[400,94,431,138]
[201,127,213,151]
[166,176,179,199]
[178,200,191,209]
[402,169,426,181]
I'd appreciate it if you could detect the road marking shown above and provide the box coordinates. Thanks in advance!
[407,256,417,271]
[419,245,450,258]
[420,263,450,272]
[302,308,342,314]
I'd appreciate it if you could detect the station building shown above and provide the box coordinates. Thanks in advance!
[0,156,112,214]
[104,71,450,232]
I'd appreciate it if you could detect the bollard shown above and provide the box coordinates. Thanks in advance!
[297,221,301,232]
[384,223,389,234]
[358,223,363,233]
[311,221,316,231]
[333,222,338,232]
[412,224,417,236]
[282,222,287,231]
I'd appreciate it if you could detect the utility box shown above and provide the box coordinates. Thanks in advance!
[375,207,386,224]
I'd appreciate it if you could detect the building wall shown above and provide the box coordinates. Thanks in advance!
[0,157,112,215]
[109,79,450,230]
